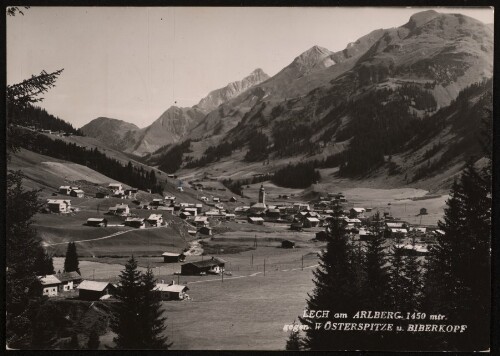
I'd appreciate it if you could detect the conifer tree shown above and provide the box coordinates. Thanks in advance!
[285,322,302,351]
[63,242,80,274]
[139,267,171,349]
[387,233,405,310]
[299,202,360,350]
[362,211,389,309]
[34,247,55,275]
[400,237,423,312]
[111,256,144,349]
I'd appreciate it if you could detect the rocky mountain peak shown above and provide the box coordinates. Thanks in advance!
[405,10,441,30]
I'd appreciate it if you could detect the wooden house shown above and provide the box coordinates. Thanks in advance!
[162,252,186,263]
[47,199,72,213]
[199,226,212,236]
[146,214,163,227]
[87,218,108,227]
[181,257,226,275]
[154,282,189,300]
[39,275,62,297]
[55,271,82,292]
[77,280,115,301]
[95,192,110,199]
[70,189,85,198]
[124,218,145,228]
[248,217,264,225]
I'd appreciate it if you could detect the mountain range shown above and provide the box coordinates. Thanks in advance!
[81,10,493,190]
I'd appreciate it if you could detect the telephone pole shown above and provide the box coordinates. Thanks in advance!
[264,259,266,276]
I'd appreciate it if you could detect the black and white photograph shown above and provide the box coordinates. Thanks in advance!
[5,5,494,351]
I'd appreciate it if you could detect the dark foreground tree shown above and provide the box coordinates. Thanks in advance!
[299,203,360,350]
[139,268,171,349]
[34,247,55,276]
[285,322,302,351]
[64,242,80,274]
[111,256,145,349]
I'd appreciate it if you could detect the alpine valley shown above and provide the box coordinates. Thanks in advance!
[79,10,493,192]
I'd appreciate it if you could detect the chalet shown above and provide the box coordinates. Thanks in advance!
[115,204,130,216]
[162,252,186,263]
[194,216,209,227]
[213,197,220,202]
[70,189,85,198]
[248,216,264,225]
[200,196,208,202]
[386,222,405,229]
[78,280,115,301]
[304,217,320,228]
[55,271,82,292]
[343,218,362,227]
[197,226,211,236]
[124,188,138,198]
[58,186,72,195]
[164,195,176,202]
[230,196,237,202]
[112,191,125,199]
[391,228,408,235]
[150,198,165,207]
[95,192,110,199]
[293,203,310,212]
[358,228,373,241]
[108,183,123,193]
[154,282,189,300]
[39,275,62,297]
[146,214,163,227]
[181,257,226,275]
[195,204,203,214]
[159,206,175,214]
[234,206,250,215]
[184,207,198,216]
[47,199,72,213]
[179,211,192,219]
[349,208,366,218]
[419,208,428,215]
[281,240,295,249]
[205,210,224,218]
[188,230,197,236]
[224,213,236,221]
[179,203,190,208]
[87,218,108,227]
[266,208,281,219]
[124,217,145,228]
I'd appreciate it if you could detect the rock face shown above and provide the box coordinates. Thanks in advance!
[195,68,270,112]
[80,117,139,151]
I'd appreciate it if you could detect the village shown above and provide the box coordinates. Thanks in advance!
[38,178,442,307]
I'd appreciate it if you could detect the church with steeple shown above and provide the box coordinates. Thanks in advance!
[249,184,267,213]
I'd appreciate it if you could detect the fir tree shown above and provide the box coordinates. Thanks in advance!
[87,328,100,350]
[63,242,80,274]
[401,237,423,312]
[299,202,360,350]
[111,256,144,349]
[139,267,171,349]
[285,322,302,351]
[387,234,406,310]
[34,247,55,275]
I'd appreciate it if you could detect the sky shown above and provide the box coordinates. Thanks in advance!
[7,7,494,129]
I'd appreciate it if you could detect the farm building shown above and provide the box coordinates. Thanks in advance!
[199,226,212,236]
[154,282,190,300]
[304,217,320,228]
[108,183,123,193]
[124,218,145,228]
[124,188,138,198]
[70,189,85,198]
[87,218,108,227]
[58,186,77,195]
[281,240,295,249]
[95,192,110,199]
[179,211,192,219]
[146,214,164,226]
[77,280,115,301]
[39,275,62,297]
[248,217,264,225]
[115,204,130,216]
[230,196,237,202]
[349,208,366,218]
[55,271,82,292]
[224,213,236,221]
[181,257,226,275]
[162,252,186,263]
[47,199,72,213]
[183,207,198,216]
[212,197,220,202]
[194,216,209,227]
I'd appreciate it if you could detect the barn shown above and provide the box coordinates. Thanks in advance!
[281,240,295,249]
[181,257,226,275]
[248,217,264,225]
[124,218,145,228]
[162,252,186,263]
[154,282,189,300]
[87,218,108,227]
[77,280,115,301]
[70,189,85,198]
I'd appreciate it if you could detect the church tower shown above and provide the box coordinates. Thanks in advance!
[258,184,266,205]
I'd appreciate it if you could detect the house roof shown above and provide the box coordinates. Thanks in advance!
[162,252,184,257]
[306,217,320,222]
[108,183,122,187]
[56,271,82,282]
[386,222,404,228]
[77,280,111,292]
[391,228,408,233]
[155,284,189,293]
[47,199,71,204]
[71,189,84,194]
[115,204,129,209]
[59,186,71,189]
[39,275,61,285]
[184,257,226,268]
[147,214,163,220]
[248,217,264,221]
[125,217,145,222]
[180,211,192,216]
[351,208,365,213]
[87,218,106,222]
[194,216,208,221]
